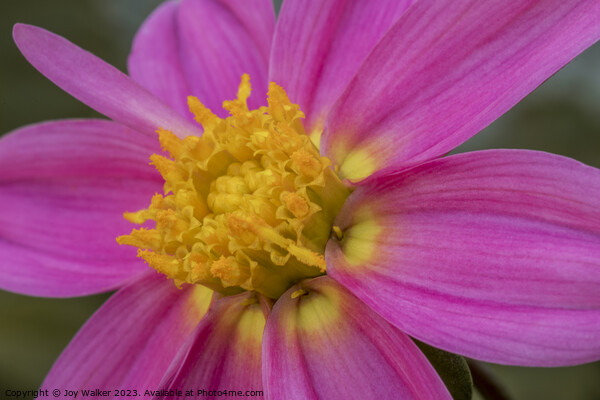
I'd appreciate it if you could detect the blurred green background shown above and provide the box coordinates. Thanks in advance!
[0,1,599,399]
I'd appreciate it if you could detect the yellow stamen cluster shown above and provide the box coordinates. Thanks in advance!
[118,75,349,299]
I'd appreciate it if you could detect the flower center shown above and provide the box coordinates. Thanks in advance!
[117,75,350,299]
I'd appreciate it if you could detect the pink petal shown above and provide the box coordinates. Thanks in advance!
[128,1,192,120]
[217,0,275,61]
[321,0,600,181]
[13,24,202,138]
[327,150,600,366]
[155,292,265,398]
[263,276,451,400]
[42,272,212,398]
[269,0,414,135]
[176,0,272,115]
[129,0,274,119]
[0,119,161,297]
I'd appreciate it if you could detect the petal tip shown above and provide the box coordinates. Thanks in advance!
[12,23,49,58]
[12,22,36,43]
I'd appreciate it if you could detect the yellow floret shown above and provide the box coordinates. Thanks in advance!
[117,75,350,299]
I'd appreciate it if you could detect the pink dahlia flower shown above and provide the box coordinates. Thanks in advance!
[2,0,600,399]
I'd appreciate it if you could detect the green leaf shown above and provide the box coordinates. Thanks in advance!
[414,339,473,400]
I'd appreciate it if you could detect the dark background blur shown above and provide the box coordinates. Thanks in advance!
[1,1,599,399]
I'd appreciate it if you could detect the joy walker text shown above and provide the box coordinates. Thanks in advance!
[63,389,111,398]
